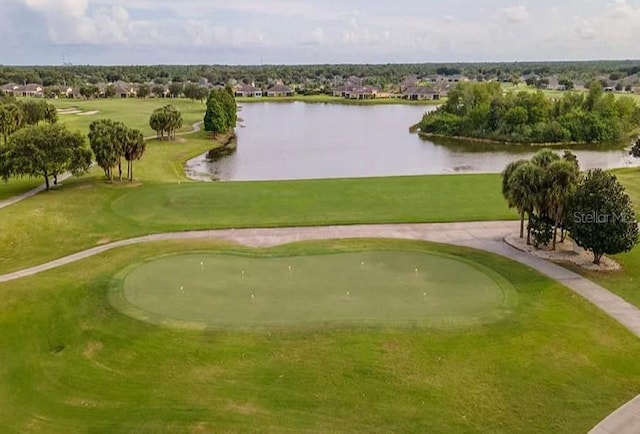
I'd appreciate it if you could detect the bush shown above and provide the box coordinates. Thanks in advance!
[529,215,554,248]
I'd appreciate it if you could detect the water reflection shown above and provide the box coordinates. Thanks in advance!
[186,102,639,181]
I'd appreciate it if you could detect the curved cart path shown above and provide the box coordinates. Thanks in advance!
[0,219,638,431]
[0,121,203,210]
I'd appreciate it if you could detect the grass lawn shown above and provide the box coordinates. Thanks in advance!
[0,169,514,274]
[2,238,640,432]
[112,250,514,329]
[50,97,206,137]
[237,94,443,105]
[0,176,42,201]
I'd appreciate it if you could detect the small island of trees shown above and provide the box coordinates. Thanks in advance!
[419,82,640,144]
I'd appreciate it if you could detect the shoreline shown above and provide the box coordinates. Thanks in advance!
[236,95,442,106]
[417,131,632,148]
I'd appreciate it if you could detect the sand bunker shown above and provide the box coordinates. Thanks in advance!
[77,110,99,116]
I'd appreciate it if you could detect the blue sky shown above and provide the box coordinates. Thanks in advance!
[2,0,640,65]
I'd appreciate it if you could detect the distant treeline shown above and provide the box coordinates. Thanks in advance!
[418,82,640,144]
[1,60,640,88]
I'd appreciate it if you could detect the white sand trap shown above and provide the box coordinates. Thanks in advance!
[58,108,82,115]
[77,110,99,116]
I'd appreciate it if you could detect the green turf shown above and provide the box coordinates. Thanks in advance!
[0,176,41,201]
[51,97,206,137]
[0,163,513,274]
[110,173,513,230]
[112,251,514,329]
[1,238,640,433]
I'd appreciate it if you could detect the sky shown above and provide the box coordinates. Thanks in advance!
[1,0,640,65]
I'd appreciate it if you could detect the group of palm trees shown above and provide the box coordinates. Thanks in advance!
[502,149,581,249]
[149,105,183,140]
[88,119,146,182]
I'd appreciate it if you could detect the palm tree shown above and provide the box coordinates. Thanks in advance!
[508,162,543,245]
[546,160,581,249]
[502,159,529,238]
[531,149,561,223]
[113,122,129,181]
[0,103,24,145]
[123,128,145,181]
[531,148,560,170]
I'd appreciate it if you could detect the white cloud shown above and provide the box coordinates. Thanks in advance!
[311,27,325,43]
[501,4,529,23]
[4,0,640,64]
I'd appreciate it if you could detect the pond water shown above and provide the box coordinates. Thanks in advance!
[186,102,639,181]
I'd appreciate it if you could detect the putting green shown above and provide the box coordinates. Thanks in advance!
[110,251,516,329]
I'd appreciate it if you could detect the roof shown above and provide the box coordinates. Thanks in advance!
[267,84,292,92]
[403,86,439,95]
[347,85,380,95]
[23,83,43,91]
[237,84,261,92]
[0,83,19,90]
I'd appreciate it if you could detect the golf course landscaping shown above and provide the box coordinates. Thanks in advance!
[3,238,640,432]
[111,250,515,330]
[2,97,640,432]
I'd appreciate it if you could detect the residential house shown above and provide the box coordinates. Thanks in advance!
[399,75,419,92]
[46,85,77,98]
[446,74,469,83]
[332,85,349,97]
[0,83,19,95]
[234,84,263,97]
[425,74,446,84]
[21,84,45,97]
[266,84,294,97]
[344,85,381,100]
[1,83,44,97]
[113,80,137,98]
[345,76,364,87]
[403,86,441,101]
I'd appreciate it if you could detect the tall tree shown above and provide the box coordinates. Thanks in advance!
[0,103,24,144]
[1,123,92,190]
[204,98,228,138]
[168,83,183,98]
[89,119,147,182]
[137,84,150,98]
[17,100,57,125]
[122,128,145,181]
[220,87,238,128]
[545,160,580,249]
[88,119,120,181]
[567,169,639,264]
[508,162,544,245]
[502,159,529,238]
[149,105,182,140]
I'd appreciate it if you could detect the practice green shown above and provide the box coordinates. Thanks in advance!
[111,251,515,329]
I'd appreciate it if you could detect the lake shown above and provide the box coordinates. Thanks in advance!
[186,102,639,181]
